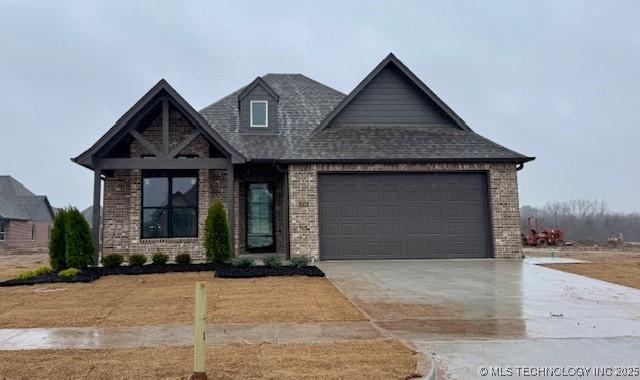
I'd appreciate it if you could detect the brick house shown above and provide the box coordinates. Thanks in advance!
[0,176,55,254]
[73,54,533,263]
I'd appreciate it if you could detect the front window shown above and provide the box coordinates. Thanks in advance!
[142,171,198,238]
[31,224,36,240]
[0,221,5,241]
[250,100,268,127]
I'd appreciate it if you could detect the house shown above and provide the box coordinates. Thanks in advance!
[0,176,55,254]
[73,53,533,263]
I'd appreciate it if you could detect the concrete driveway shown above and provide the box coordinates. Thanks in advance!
[318,259,640,379]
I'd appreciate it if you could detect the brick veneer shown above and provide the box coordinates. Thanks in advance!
[287,163,523,260]
[0,220,51,255]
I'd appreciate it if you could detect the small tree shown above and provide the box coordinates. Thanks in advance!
[49,208,68,271]
[64,207,94,268]
[204,200,231,263]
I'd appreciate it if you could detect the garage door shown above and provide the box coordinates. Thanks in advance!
[318,173,491,260]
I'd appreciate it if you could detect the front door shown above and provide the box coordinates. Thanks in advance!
[246,183,275,252]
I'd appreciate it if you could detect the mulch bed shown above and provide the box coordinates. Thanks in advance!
[0,263,215,287]
[0,263,324,286]
[215,264,324,278]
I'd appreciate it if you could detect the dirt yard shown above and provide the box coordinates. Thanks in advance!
[0,253,49,281]
[525,247,640,289]
[0,273,365,328]
[0,339,419,380]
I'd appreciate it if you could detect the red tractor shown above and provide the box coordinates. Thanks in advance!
[522,216,565,247]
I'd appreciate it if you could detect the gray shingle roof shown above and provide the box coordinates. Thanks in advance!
[286,125,529,161]
[0,176,54,221]
[199,74,532,163]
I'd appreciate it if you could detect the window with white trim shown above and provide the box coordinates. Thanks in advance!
[0,221,5,241]
[250,100,268,127]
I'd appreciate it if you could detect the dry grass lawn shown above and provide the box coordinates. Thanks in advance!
[0,273,365,328]
[0,339,418,380]
[0,253,49,281]
[526,247,640,289]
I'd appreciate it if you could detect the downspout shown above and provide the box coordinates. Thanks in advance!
[274,162,290,259]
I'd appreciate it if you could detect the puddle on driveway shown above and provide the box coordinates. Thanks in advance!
[378,318,526,340]
[356,299,466,321]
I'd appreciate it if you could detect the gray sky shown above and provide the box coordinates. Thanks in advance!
[1,0,638,212]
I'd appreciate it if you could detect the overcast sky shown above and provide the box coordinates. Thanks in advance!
[1,1,638,212]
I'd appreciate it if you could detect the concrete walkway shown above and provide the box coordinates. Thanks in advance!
[0,321,383,350]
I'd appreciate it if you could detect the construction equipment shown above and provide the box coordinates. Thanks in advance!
[522,216,565,247]
[607,232,624,246]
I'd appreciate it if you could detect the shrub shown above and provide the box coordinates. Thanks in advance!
[128,254,147,266]
[290,256,309,268]
[64,207,94,269]
[204,201,232,263]
[17,271,36,280]
[102,254,124,268]
[33,266,52,276]
[151,252,169,265]
[263,255,282,268]
[49,208,68,271]
[175,253,191,265]
[232,257,255,268]
[58,267,81,278]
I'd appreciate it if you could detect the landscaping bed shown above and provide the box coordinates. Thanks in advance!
[0,263,215,287]
[215,263,324,278]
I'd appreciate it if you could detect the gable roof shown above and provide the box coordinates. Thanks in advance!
[237,77,280,103]
[199,55,532,164]
[73,79,245,169]
[0,176,55,221]
[314,53,471,134]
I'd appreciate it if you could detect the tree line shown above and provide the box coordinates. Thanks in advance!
[520,199,640,242]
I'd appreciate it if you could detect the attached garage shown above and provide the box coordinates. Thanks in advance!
[318,172,492,260]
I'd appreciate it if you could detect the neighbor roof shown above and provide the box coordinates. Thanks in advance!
[200,55,533,163]
[0,176,54,221]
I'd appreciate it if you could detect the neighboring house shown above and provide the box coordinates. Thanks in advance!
[73,53,533,263]
[0,176,55,254]
[81,206,102,230]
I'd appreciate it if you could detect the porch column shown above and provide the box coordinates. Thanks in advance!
[92,169,102,265]
[226,164,235,253]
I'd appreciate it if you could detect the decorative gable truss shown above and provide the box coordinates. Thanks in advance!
[73,79,245,171]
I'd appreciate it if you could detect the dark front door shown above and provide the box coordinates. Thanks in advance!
[318,172,491,260]
[246,183,275,252]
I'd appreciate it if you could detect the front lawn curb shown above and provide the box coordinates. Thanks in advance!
[0,263,215,287]
[215,264,324,278]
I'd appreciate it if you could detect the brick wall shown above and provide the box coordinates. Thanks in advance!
[288,163,522,260]
[0,219,51,254]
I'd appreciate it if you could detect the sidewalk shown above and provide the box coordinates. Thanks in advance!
[0,321,384,350]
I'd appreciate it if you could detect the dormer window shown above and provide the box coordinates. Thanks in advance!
[250,101,268,128]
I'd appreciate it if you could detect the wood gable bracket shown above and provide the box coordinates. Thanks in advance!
[72,79,245,170]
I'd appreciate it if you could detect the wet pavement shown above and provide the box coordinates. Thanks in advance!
[0,321,383,350]
[318,259,640,379]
